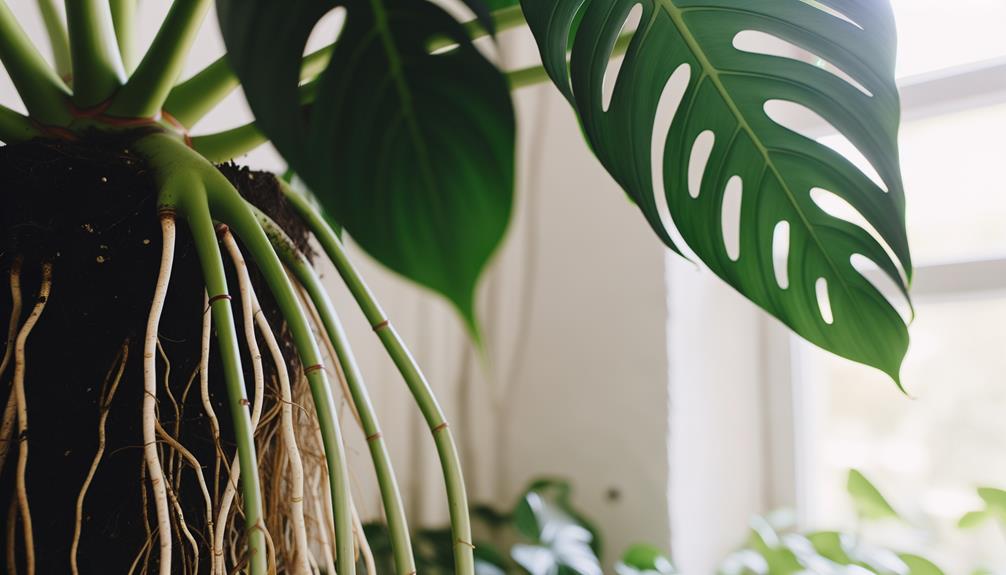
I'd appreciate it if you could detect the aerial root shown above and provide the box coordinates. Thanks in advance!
[0,258,24,477]
[221,229,311,575]
[156,339,183,489]
[71,340,130,575]
[12,261,53,575]
[155,420,215,572]
[144,213,177,575]
[354,502,377,575]
[139,459,154,574]
[211,251,268,575]
[162,467,200,575]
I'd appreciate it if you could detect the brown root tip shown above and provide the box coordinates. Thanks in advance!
[215,223,230,238]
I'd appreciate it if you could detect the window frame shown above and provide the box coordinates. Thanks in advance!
[765,56,1006,525]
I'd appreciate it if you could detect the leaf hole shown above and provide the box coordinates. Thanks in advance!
[810,187,908,285]
[687,131,715,199]
[850,254,913,325]
[733,30,872,97]
[722,175,743,261]
[816,277,834,325]
[651,64,692,245]
[304,7,347,55]
[763,100,889,193]
[602,4,643,112]
[799,0,863,30]
[773,221,791,289]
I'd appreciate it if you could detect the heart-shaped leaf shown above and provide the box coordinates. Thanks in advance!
[521,0,912,380]
[217,0,515,331]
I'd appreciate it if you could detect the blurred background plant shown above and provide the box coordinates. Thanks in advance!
[367,472,1006,575]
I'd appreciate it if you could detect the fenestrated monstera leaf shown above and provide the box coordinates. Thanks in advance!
[217,0,515,332]
[521,0,912,380]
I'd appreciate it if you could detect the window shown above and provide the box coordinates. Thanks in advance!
[784,2,1006,572]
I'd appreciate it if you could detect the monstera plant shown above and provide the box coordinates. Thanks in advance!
[0,0,910,573]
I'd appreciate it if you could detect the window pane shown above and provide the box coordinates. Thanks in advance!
[799,294,1006,572]
[893,0,1006,78]
[820,102,1006,265]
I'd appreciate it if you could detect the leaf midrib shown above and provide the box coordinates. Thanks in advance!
[367,0,439,194]
[657,0,852,299]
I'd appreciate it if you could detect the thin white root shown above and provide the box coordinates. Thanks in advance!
[127,538,152,575]
[293,280,361,427]
[313,498,337,575]
[212,228,268,575]
[353,502,376,575]
[71,341,130,575]
[144,214,177,575]
[156,339,182,485]
[256,304,312,575]
[0,259,25,476]
[0,258,23,381]
[12,262,53,575]
[154,420,215,569]
[199,291,225,512]
[263,522,278,575]
[223,232,313,575]
[162,469,200,575]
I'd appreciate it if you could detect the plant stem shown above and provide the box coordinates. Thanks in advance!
[282,185,476,575]
[135,139,269,575]
[257,207,417,575]
[166,4,521,129]
[66,0,125,107]
[162,55,237,129]
[165,43,332,130]
[0,105,41,143]
[0,2,70,124]
[190,123,266,163]
[429,4,526,52]
[208,187,358,575]
[108,0,211,118]
[180,187,269,575]
[109,0,137,74]
[141,133,358,575]
[509,26,635,90]
[34,0,71,79]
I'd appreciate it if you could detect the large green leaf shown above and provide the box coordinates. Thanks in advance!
[216,0,515,330]
[521,0,912,379]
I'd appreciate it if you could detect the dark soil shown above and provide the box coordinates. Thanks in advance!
[0,136,310,573]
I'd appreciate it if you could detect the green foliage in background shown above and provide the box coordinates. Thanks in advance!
[721,470,945,575]
[381,472,1006,575]
[366,479,671,575]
